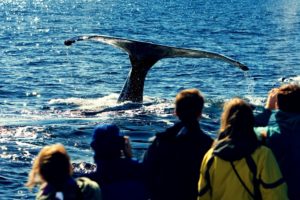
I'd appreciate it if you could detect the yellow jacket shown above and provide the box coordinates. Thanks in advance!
[198,146,288,200]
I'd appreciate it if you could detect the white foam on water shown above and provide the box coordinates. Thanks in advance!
[49,93,119,110]
[280,75,300,84]
[244,95,266,107]
[0,126,38,139]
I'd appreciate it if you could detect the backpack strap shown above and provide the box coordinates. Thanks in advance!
[231,155,262,200]
[198,156,214,196]
[230,161,256,199]
[245,155,262,200]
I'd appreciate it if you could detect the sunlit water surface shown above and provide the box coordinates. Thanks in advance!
[1,0,300,199]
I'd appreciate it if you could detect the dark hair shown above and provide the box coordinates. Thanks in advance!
[219,98,257,144]
[277,84,300,113]
[175,88,204,122]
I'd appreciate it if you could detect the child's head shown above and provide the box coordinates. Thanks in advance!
[175,88,204,123]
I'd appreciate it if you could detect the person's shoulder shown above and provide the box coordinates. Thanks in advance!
[76,177,102,199]
[252,145,275,161]
[76,177,100,192]
[201,148,215,164]
[255,145,271,153]
[205,148,214,157]
[276,110,300,121]
[155,122,183,139]
[146,123,183,151]
[192,127,213,147]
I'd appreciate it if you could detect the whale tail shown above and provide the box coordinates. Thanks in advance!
[65,35,249,102]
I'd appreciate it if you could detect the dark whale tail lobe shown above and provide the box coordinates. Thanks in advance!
[64,35,249,103]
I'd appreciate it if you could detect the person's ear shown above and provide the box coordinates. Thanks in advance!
[123,136,132,158]
[174,108,178,117]
[197,112,202,120]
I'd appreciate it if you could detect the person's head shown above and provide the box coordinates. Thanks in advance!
[26,144,72,189]
[91,124,126,161]
[219,98,257,143]
[277,84,300,113]
[175,88,204,123]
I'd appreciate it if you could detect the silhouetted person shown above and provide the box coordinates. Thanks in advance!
[143,88,213,200]
[85,124,148,200]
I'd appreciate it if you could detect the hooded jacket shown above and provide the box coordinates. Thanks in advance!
[255,109,300,200]
[198,139,288,200]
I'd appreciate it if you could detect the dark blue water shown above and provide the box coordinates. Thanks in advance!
[1,0,300,198]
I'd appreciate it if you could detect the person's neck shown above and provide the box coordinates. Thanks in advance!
[181,119,199,126]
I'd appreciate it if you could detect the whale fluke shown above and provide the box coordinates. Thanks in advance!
[65,35,249,102]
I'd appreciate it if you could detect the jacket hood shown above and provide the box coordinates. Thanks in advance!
[213,139,259,161]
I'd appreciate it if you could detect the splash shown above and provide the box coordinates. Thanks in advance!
[244,71,255,95]
[244,95,266,107]
[49,93,119,110]
[280,75,300,84]
[0,126,38,139]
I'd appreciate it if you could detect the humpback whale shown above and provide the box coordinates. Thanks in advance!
[64,35,249,103]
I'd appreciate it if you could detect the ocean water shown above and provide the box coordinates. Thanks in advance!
[1,0,300,198]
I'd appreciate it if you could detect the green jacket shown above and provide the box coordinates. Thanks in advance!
[36,177,102,200]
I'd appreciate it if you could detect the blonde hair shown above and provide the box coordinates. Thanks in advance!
[26,144,72,189]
